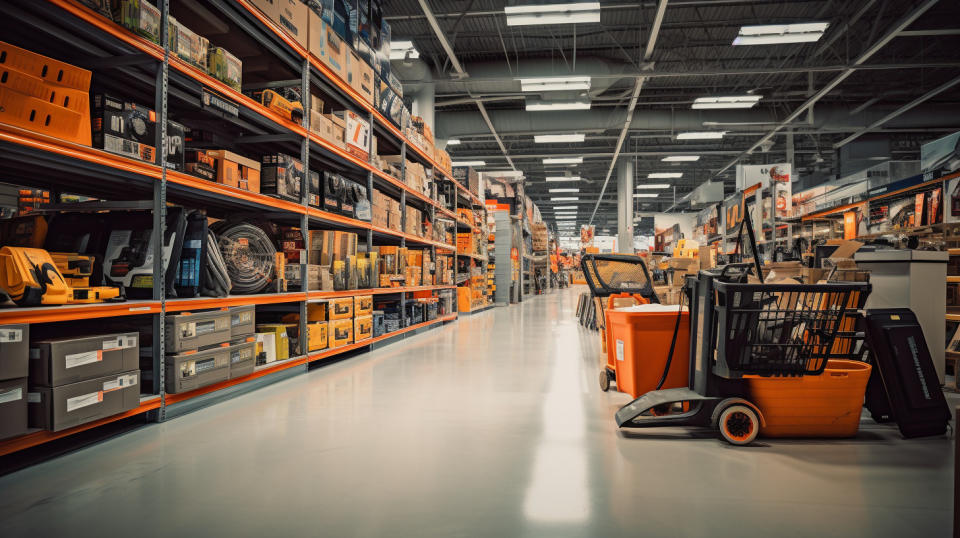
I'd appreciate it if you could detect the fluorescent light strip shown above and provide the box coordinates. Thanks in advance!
[505,2,600,26]
[551,197,579,201]
[543,157,583,164]
[553,206,578,210]
[676,131,725,140]
[636,184,670,189]
[662,155,700,162]
[545,176,581,182]
[526,101,591,111]
[535,133,586,143]
[521,77,591,92]
[648,172,682,179]
[452,160,485,167]
[446,139,461,145]
[390,40,414,49]
[556,216,577,220]
[692,95,761,109]
[634,193,658,198]
[733,22,828,45]
[548,188,579,193]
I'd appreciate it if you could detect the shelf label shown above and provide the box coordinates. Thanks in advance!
[27,392,41,404]
[616,340,625,362]
[0,387,22,405]
[202,88,239,117]
[0,328,23,343]
[66,391,102,412]
[128,306,153,312]
[65,350,102,369]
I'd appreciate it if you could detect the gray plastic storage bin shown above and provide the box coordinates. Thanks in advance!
[165,346,230,394]
[165,310,232,352]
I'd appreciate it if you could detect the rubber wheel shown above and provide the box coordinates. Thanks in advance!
[599,369,611,392]
[718,405,760,446]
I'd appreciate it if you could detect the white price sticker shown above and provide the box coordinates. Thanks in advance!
[0,328,23,343]
[0,387,22,404]
[27,392,41,403]
[616,340,625,362]
[102,337,120,350]
[65,350,102,369]
[66,391,102,412]
[29,348,40,360]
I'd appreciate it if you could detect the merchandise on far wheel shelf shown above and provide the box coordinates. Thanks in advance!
[92,94,156,163]
[115,0,161,44]
[207,46,242,92]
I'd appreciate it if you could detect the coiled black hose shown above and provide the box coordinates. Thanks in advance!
[212,222,276,294]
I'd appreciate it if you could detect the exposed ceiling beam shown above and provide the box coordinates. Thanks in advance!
[834,74,960,148]
[711,0,943,179]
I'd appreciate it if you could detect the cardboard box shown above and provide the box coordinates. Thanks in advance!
[310,109,334,140]
[0,325,28,381]
[310,15,347,81]
[329,297,354,319]
[92,93,157,163]
[354,314,372,341]
[261,153,303,201]
[30,333,139,387]
[165,310,231,353]
[165,345,230,394]
[229,337,257,379]
[307,301,328,322]
[207,150,262,192]
[326,113,347,148]
[354,294,373,315]
[28,370,139,432]
[230,305,256,338]
[308,322,328,351]
[256,324,291,362]
[335,109,370,160]
[0,378,27,439]
[329,318,353,347]
[207,47,242,92]
[274,0,309,49]
[247,0,278,20]
[170,18,209,70]
[765,261,803,282]
[116,0,161,43]
[346,48,374,105]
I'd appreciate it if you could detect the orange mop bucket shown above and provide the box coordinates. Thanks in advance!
[605,305,690,399]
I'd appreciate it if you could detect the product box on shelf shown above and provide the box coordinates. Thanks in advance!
[170,18,209,70]
[316,0,350,40]
[256,324,291,363]
[374,76,403,127]
[376,15,391,77]
[346,49,375,105]
[354,314,372,341]
[310,14,348,81]
[329,297,354,319]
[207,46,242,92]
[354,294,373,315]
[307,301,328,322]
[28,370,139,432]
[184,149,216,181]
[207,150,262,192]
[310,109,335,141]
[115,0,161,44]
[248,0,278,20]
[0,378,27,439]
[164,345,229,394]
[30,333,139,387]
[164,120,186,171]
[165,310,231,353]
[274,0,309,49]
[334,110,371,161]
[0,325,29,381]
[326,113,347,148]
[308,322,328,351]
[229,337,257,379]
[92,93,157,163]
[349,0,373,64]
[261,153,304,201]
[329,318,353,347]
[230,305,256,338]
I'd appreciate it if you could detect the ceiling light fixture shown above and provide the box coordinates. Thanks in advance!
[484,170,524,177]
[676,131,726,140]
[389,40,420,60]
[521,77,591,92]
[504,2,601,26]
[526,100,591,112]
[452,160,486,167]
[636,184,670,189]
[553,205,578,210]
[534,133,586,143]
[633,193,658,198]
[692,95,762,109]
[548,188,579,193]
[556,216,577,220]
[545,176,581,182]
[543,157,583,164]
[648,172,682,179]
[662,155,700,162]
[551,196,579,201]
[446,139,461,145]
[733,22,829,46]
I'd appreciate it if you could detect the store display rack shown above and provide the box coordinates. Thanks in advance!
[0,0,471,456]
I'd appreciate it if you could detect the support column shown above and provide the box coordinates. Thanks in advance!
[617,160,634,254]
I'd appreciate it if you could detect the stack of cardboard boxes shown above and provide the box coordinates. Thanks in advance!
[28,330,141,432]
[371,189,402,231]
[0,325,28,439]
[165,306,257,393]
[405,205,423,237]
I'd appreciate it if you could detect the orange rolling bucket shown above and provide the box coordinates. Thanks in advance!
[605,305,689,399]
[746,359,872,437]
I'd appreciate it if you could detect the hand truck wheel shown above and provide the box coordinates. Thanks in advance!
[599,369,612,392]
[717,404,760,446]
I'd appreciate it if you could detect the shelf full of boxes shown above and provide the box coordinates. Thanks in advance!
[0,0,467,455]
[452,166,492,313]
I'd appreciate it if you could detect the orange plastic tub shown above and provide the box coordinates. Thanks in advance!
[605,306,690,398]
[746,359,871,437]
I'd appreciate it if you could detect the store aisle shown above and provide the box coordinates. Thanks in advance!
[0,288,954,537]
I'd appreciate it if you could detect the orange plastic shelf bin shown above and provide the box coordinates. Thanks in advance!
[746,359,872,437]
[605,306,690,399]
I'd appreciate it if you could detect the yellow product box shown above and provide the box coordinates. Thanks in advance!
[354,314,372,342]
[307,321,328,352]
[255,324,291,362]
[354,294,373,316]
[329,318,353,347]
[329,297,354,320]
[306,301,328,322]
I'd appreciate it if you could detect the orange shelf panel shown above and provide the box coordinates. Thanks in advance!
[166,170,307,214]
[164,356,309,405]
[0,397,161,457]
[0,300,162,324]
[306,285,455,300]
[166,293,307,312]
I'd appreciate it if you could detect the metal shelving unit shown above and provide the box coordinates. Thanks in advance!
[0,0,463,455]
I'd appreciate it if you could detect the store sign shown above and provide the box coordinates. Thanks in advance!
[201,88,239,117]
[737,163,792,218]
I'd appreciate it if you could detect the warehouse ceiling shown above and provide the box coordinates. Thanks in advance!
[384,0,960,233]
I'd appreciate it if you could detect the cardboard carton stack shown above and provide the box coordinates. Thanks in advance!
[0,325,28,439]
[371,189,402,231]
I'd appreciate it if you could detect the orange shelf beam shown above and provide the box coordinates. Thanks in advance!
[164,356,309,405]
[0,301,162,324]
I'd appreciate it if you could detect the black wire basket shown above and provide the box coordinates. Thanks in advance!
[712,281,871,378]
[580,254,658,301]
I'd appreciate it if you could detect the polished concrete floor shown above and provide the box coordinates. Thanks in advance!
[0,287,955,537]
